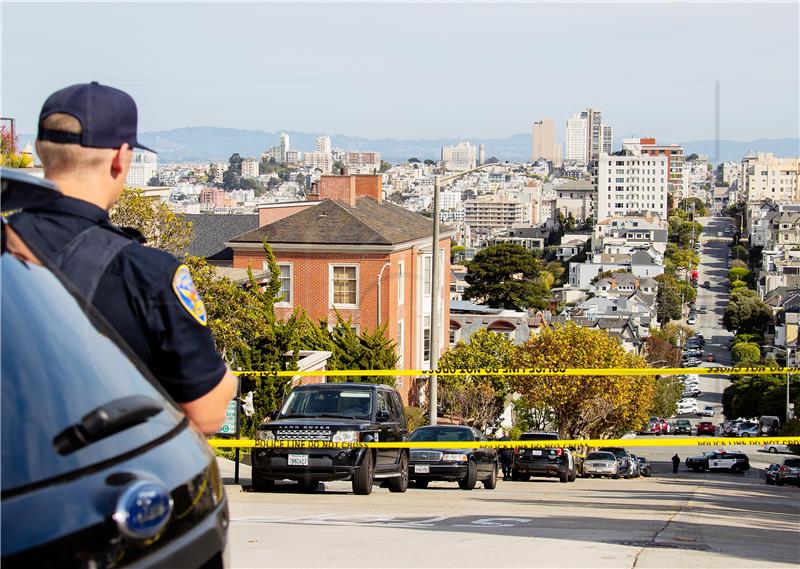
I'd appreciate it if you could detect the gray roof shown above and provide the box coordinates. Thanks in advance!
[631,250,657,266]
[231,197,444,245]
[185,214,259,261]
[450,300,501,314]
[557,179,594,192]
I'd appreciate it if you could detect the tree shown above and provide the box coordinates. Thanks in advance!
[110,187,193,255]
[408,157,420,163]
[437,329,515,430]
[723,288,773,334]
[0,125,33,168]
[723,375,800,421]
[655,274,683,325]
[730,244,748,261]
[423,159,435,166]
[511,322,654,439]
[331,160,344,174]
[644,336,680,367]
[565,212,577,232]
[512,395,554,434]
[451,245,466,264]
[583,215,594,229]
[678,198,707,217]
[463,243,549,310]
[650,377,683,419]
[486,156,500,164]
[379,160,392,172]
[728,267,753,287]
[667,248,698,274]
[732,342,761,365]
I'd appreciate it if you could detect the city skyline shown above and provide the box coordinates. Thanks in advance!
[3,2,799,142]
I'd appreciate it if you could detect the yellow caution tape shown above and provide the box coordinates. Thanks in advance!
[232,367,800,378]
[208,437,800,449]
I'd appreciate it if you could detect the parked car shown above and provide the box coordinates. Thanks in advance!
[252,383,409,495]
[689,334,705,344]
[408,425,498,490]
[637,456,652,477]
[0,229,230,568]
[763,443,792,454]
[777,458,800,486]
[686,450,750,473]
[629,454,641,477]
[599,447,633,479]
[733,421,759,437]
[766,463,782,485]
[687,315,697,325]
[703,406,715,417]
[512,432,577,483]
[673,419,692,435]
[759,416,782,436]
[642,417,662,435]
[659,419,671,434]
[683,388,702,397]
[582,451,620,479]
[683,349,703,358]
[702,280,711,288]
[678,402,699,414]
[697,421,716,436]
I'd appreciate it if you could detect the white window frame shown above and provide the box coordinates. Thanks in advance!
[423,255,432,296]
[269,261,293,307]
[423,315,431,364]
[329,263,359,309]
[397,261,405,306]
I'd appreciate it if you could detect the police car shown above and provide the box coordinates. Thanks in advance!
[1,170,229,567]
[685,450,750,473]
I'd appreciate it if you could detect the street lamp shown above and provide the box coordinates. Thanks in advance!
[429,161,505,425]
[766,344,795,424]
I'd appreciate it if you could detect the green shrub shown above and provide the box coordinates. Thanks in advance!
[405,405,427,432]
[732,342,761,365]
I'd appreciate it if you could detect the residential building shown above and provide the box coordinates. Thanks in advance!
[597,148,669,221]
[316,135,332,155]
[464,190,527,242]
[741,153,800,203]
[241,157,260,179]
[585,108,603,165]
[553,143,563,167]
[568,249,664,289]
[565,113,587,165]
[488,225,555,253]
[479,144,486,166]
[126,150,158,187]
[532,118,557,163]
[199,188,232,209]
[285,149,301,164]
[227,174,453,402]
[344,151,381,174]
[630,138,685,197]
[184,214,259,265]
[449,300,540,346]
[442,141,477,171]
[593,214,669,257]
[279,132,290,163]
[722,161,742,186]
[553,179,596,222]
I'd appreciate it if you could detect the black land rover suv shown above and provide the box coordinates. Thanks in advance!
[1,174,228,569]
[512,431,576,483]
[252,383,409,495]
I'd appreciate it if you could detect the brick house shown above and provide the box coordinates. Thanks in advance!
[227,174,453,403]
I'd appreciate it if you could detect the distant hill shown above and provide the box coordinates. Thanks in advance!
[21,127,800,165]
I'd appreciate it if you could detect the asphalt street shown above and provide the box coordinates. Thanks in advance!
[221,454,800,569]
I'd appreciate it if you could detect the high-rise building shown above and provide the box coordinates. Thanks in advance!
[316,135,331,155]
[479,144,486,165]
[344,151,381,174]
[565,113,588,164]
[464,190,526,238]
[279,132,290,163]
[602,126,613,155]
[585,108,603,164]
[629,138,685,197]
[241,157,260,178]
[597,148,669,221]
[553,143,563,167]
[441,141,477,171]
[741,153,800,202]
[305,135,333,173]
[532,118,556,162]
[126,150,158,187]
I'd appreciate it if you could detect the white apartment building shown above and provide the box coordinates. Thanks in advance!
[741,153,800,202]
[722,161,742,186]
[624,138,685,197]
[316,135,331,155]
[285,149,301,164]
[241,157,260,179]
[554,179,596,222]
[602,126,613,155]
[464,190,526,242]
[442,141,477,171]
[279,132,290,163]
[441,188,462,211]
[565,113,587,164]
[126,150,158,187]
[305,136,333,174]
[597,151,669,221]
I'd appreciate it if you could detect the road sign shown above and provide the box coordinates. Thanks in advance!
[217,399,238,436]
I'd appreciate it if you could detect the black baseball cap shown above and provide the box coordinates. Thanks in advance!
[37,81,155,153]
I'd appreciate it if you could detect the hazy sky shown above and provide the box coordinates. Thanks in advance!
[3,1,799,142]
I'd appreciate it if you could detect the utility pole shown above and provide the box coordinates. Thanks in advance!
[428,161,501,425]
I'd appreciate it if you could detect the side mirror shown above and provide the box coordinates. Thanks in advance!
[269,410,279,421]
[376,410,391,422]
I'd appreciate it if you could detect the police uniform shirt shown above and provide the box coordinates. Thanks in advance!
[9,195,226,404]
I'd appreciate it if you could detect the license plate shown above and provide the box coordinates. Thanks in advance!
[414,465,430,474]
[530,450,542,456]
[288,454,308,466]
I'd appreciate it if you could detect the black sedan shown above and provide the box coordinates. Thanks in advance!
[408,426,498,490]
[636,456,652,477]
[686,450,750,473]
[765,463,781,485]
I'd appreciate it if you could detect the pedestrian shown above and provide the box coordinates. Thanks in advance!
[498,430,513,480]
[672,453,680,474]
[8,82,237,434]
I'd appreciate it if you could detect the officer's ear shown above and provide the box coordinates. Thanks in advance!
[111,143,133,181]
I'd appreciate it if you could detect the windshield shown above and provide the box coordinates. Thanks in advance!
[410,427,475,442]
[279,388,373,419]
[1,254,183,493]
[520,432,558,441]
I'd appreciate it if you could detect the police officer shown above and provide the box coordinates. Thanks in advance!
[9,82,237,434]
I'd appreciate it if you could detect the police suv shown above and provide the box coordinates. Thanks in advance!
[685,450,750,473]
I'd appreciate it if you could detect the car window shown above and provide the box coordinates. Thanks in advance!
[390,391,404,422]
[785,459,800,467]
[1,254,184,493]
[280,388,373,419]
[378,391,396,420]
[410,427,475,442]
[586,452,615,460]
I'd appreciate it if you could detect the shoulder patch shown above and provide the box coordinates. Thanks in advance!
[172,264,207,326]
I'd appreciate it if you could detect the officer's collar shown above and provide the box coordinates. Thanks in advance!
[34,194,111,224]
